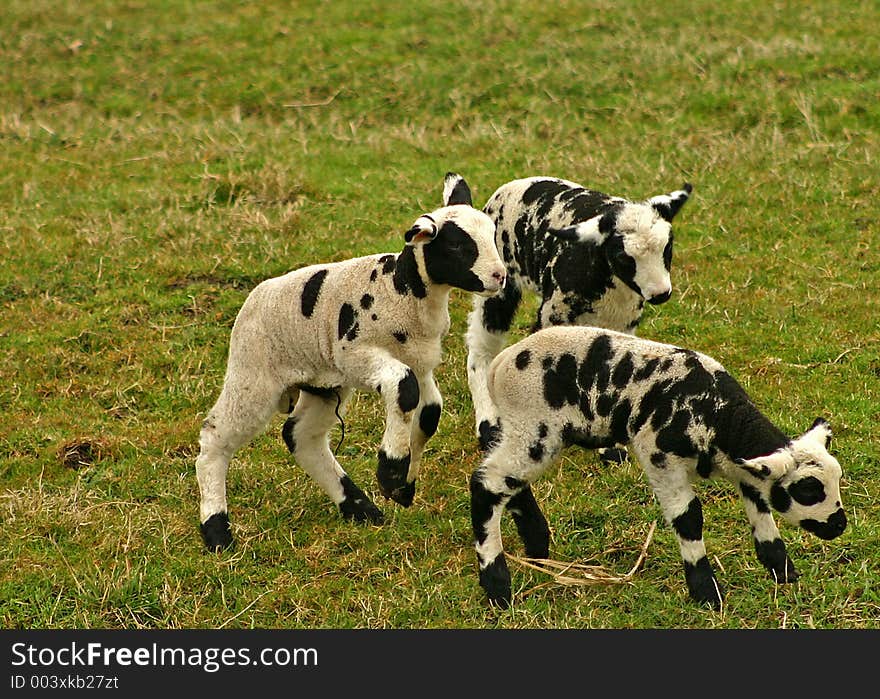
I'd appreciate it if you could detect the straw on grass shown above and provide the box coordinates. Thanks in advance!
[509,520,657,587]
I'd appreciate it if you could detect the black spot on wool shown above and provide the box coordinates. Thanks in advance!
[380,254,396,274]
[789,476,826,506]
[360,294,374,310]
[470,471,504,545]
[609,399,632,445]
[655,410,697,458]
[740,482,770,513]
[672,497,703,542]
[561,423,614,450]
[611,352,635,389]
[482,280,522,333]
[419,403,441,437]
[543,353,579,409]
[770,483,792,512]
[397,370,420,413]
[423,221,484,292]
[337,303,356,341]
[393,247,427,298]
[634,357,661,381]
[301,269,328,318]
[515,350,531,370]
[578,334,613,395]
[392,330,408,343]
[528,441,545,462]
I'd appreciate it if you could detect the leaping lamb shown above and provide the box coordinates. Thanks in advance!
[196,173,506,552]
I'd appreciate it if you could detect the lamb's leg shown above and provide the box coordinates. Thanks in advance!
[284,387,383,524]
[196,375,284,551]
[739,487,798,583]
[337,351,421,507]
[407,372,442,485]
[636,447,723,609]
[506,486,550,559]
[470,465,514,608]
[466,279,521,451]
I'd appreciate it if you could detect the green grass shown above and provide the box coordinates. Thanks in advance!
[1,0,878,629]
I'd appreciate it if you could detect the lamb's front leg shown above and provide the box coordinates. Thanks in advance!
[345,351,421,507]
[636,447,723,608]
[739,484,799,583]
[407,372,442,486]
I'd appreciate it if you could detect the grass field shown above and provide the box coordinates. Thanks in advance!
[1,0,878,629]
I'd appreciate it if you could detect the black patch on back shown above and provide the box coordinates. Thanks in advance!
[515,350,531,370]
[360,293,374,310]
[578,334,613,395]
[634,357,661,381]
[672,497,703,541]
[397,369,420,413]
[611,352,635,389]
[381,254,396,274]
[301,269,328,318]
[337,303,358,341]
[711,371,789,462]
[543,353,579,409]
[423,221,484,292]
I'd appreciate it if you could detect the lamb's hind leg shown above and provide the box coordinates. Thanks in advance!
[197,376,283,551]
[283,387,383,524]
[466,279,521,451]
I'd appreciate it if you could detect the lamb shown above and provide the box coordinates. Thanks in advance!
[470,325,847,609]
[196,173,506,552]
[460,174,692,454]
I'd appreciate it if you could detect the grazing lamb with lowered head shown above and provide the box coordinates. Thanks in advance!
[459,173,692,454]
[196,173,506,551]
[470,325,847,609]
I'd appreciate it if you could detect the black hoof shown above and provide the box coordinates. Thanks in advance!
[200,512,233,552]
[339,476,385,523]
[599,447,628,465]
[685,557,723,609]
[339,499,385,524]
[376,451,415,506]
[478,420,501,452]
[479,555,512,609]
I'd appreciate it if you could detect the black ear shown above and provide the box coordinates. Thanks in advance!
[649,182,693,222]
[443,172,472,206]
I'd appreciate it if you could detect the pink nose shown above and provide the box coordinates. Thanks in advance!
[492,270,506,288]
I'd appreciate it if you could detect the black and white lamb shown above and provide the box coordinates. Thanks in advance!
[196,174,506,551]
[459,174,692,452]
[470,325,847,609]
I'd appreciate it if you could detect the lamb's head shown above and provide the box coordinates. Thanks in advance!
[738,418,846,540]
[403,173,506,296]
[548,183,692,306]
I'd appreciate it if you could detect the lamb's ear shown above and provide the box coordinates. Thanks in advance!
[547,213,608,246]
[736,449,794,481]
[404,214,438,245]
[443,172,472,206]
[800,417,832,448]
[649,182,693,222]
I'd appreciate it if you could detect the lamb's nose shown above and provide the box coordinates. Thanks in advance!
[492,270,506,287]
